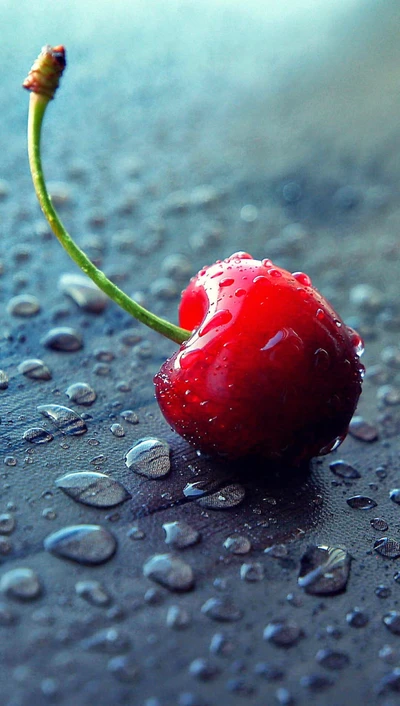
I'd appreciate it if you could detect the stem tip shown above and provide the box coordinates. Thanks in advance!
[23,45,66,100]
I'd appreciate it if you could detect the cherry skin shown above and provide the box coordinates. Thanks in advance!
[154,252,364,464]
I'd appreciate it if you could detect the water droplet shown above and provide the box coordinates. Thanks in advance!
[65,382,97,406]
[346,495,377,510]
[7,294,40,317]
[120,409,139,425]
[375,585,391,598]
[166,605,191,629]
[209,632,235,656]
[264,544,288,559]
[374,537,400,559]
[127,526,145,540]
[196,483,245,510]
[300,674,333,691]
[163,521,200,549]
[348,416,379,442]
[0,370,9,390]
[264,619,303,647]
[41,326,83,352]
[240,562,264,582]
[0,514,15,535]
[219,277,234,288]
[316,308,325,321]
[346,608,369,628]
[223,535,251,555]
[108,655,139,683]
[198,309,233,337]
[23,427,53,444]
[55,471,130,508]
[143,554,194,592]
[201,597,243,622]
[18,359,52,380]
[314,348,330,371]
[44,524,117,565]
[315,648,350,670]
[292,272,312,286]
[110,423,125,437]
[298,545,351,595]
[75,580,112,606]
[37,404,87,435]
[59,273,108,313]
[370,518,389,532]
[390,489,400,504]
[0,567,42,601]
[384,612,400,635]
[125,438,170,478]
[329,460,361,479]
[81,627,131,653]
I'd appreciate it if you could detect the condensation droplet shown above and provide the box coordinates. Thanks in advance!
[59,273,109,313]
[41,327,83,352]
[23,427,53,444]
[374,537,400,559]
[125,438,170,478]
[143,553,194,592]
[44,524,117,565]
[65,382,97,406]
[196,483,245,510]
[201,597,243,622]
[298,545,351,595]
[37,404,87,435]
[55,471,130,508]
[329,460,361,479]
[163,521,200,549]
[0,568,42,601]
[346,495,377,510]
[18,359,52,381]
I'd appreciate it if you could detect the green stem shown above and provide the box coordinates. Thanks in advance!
[27,92,190,345]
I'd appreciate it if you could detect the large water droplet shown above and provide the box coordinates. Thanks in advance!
[198,309,233,337]
[163,521,200,549]
[0,370,9,390]
[264,619,304,647]
[384,612,400,636]
[346,495,377,510]
[348,416,379,442]
[55,471,130,508]
[23,427,53,444]
[240,562,264,582]
[315,648,350,670]
[18,359,52,380]
[374,537,400,559]
[390,488,400,504]
[41,326,83,352]
[0,514,16,535]
[329,460,361,479]
[37,404,87,435]
[223,535,252,554]
[196,483,245,510]
[143,553,194,592]
[201,597,243,622]
[125,438,170,478]
[292,272,312,287]
[370,518,389,532]
[346,608,369,628]
[65,382,97,406]
[59,273,108,313]
[0,568,42,601]
[7,294,40,317]
[298,546,351,595]
[44,524,117,565]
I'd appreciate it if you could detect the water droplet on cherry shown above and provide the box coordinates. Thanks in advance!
[198,309,233,337]
[292,272,312,286]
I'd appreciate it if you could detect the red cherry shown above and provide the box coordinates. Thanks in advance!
[154,252,364,464]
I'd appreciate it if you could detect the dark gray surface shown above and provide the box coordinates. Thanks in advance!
[2,1,400,704]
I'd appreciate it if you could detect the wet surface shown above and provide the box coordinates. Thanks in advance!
[2,1,400,704]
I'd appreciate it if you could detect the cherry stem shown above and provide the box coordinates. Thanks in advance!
[24,46,190,346]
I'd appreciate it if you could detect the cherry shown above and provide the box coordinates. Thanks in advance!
[24,47,364,465]
[155,252,364,463]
